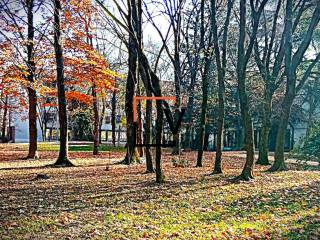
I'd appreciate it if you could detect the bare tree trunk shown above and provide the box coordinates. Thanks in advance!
[214,95,224,173]
[99,98,106,144]
[1,96,8,143]
[184,6,201,150]
[269,0,293,172]
[171,25,182,156]
[26,0,38,159]
[237,68,255,180]
[235,0,268,180]
[235,97,244,150]
[184,69,197,150]
[111,90,116,147]
[53,0,73,167]
[155,99,164,183]
[139,51,165,181]
[145,91,154,173]
[123,0,139,165]
[92,83,99,155]
[196,68,209,167]
[137,27,154,172]
[184,101,194,150]
[254,0,283,165]
[212,0,234,174]
[269,95,294,171]
[257,93,271,165]
[196,0,210,167]
[136,89,143,157]
[305,87,316,138]
[269,0,320,172]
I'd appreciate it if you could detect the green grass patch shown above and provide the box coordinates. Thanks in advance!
[69,144,125,152]
[20,142,125,152]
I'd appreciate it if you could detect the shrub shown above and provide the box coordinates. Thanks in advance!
[291,121,320,169]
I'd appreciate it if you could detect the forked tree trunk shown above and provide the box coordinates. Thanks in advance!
[26,0,38,159]
[212,0,234,174]
[269,0,320,172]
[53,0,73,167]
[234,0,268,180]
[253,0,283,165]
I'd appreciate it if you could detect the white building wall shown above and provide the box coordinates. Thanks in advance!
[14,114,43,143]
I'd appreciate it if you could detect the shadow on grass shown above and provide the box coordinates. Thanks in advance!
[284,214,320,240]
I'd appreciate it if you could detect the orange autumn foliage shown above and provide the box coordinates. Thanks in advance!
[58,0,118,104]
[0,41,28,111]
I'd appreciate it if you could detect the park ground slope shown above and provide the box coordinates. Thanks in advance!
[0,144,319,239]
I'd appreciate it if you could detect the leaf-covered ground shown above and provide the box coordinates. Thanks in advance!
[0,144,319,239]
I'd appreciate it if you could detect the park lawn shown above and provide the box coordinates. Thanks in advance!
[17,142,126,152]
[0,149,319,240]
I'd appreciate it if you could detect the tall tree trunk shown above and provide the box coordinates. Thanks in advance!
[123,0,139,165]
[137,34,154,172]
[99,98,106,144]
[235,96,244,150]
[235,0,263,180]
[253,0,283,165]
[269,94,294,171]
[257,93,271,165]
[196,84,208,166]
[184,67,197,150]
[111,90,116,147]
[171,9,183,155]
[237,70,255,180]
[305,76,318,138]
[214,91,224,173]
[139,51,165,181]
[26,0,38,159]
[136,88,143,157]
[155,99,164,183]
[144,92,154,173]
[268,0,320,172]
[92,83,99,155]
[196,0,209,167]
[268,0,294,172]
[1,96,8,143]
[212,0,234,174]
[53,0,73,167]
[184,7,201,150]
[184,102,194,150]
